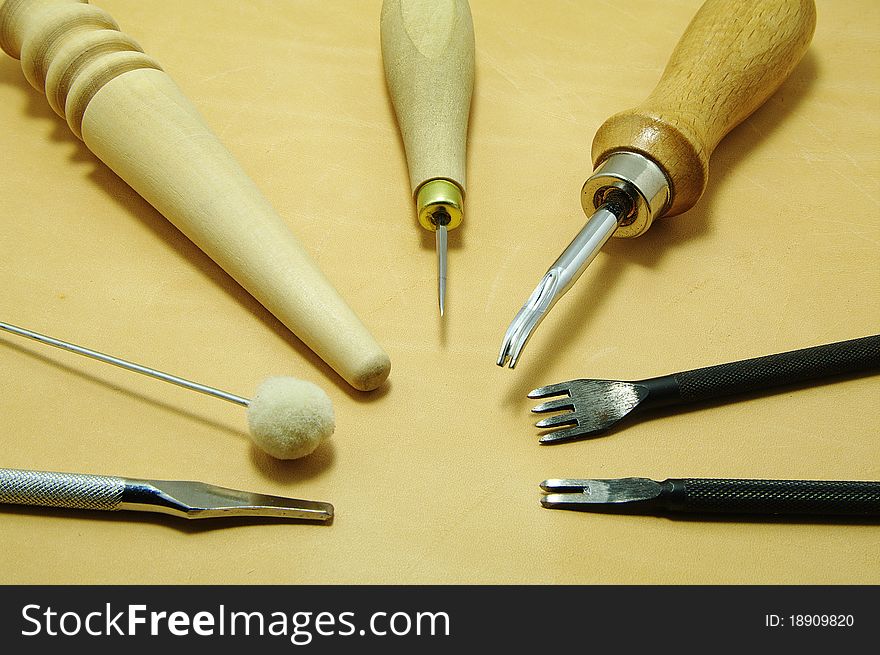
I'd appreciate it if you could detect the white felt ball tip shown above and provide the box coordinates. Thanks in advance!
[246,377,335,460]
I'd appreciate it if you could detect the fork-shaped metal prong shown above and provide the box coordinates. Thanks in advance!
[538,425,600,444]
[529,336,880,444]
[540,479,591,493]
[496,206,621,368]
[496,271,561,369]
[534,413,578,430]
[530,379,648,443]
[531,397,576,414]
[527,382,573,400]
[529,383,581,438]
[541,478,880,517]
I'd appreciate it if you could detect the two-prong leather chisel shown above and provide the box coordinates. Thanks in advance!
[541,478,880,518]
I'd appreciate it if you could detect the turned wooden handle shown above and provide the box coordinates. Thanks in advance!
[381,0,474,196]
[0,0,390,391]
[592,0,816,217]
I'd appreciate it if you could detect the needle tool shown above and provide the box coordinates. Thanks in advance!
[0,320,334,460]
[498,0,817,367]
[0,468,333,522]
[381,0,475,316]
[530,335,880,443]
[540,478,880,518]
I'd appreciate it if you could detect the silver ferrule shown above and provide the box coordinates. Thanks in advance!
[581,152,670,238]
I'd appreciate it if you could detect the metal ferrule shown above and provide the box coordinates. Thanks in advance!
[416,178,463,232]
[581,152,670,238]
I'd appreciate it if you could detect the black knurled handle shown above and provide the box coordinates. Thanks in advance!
[670,335,880,403]
[663,478,880,516]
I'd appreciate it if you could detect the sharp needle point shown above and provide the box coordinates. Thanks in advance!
[437,224,447,317]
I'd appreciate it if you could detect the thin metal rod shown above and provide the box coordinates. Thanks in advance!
[0,320,250,407]
[437,224,448,317]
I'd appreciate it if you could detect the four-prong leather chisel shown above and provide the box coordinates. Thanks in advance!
[498,0,817,367]
[530,334,880,444]
[381,0,475,316]
[540,478,880,518]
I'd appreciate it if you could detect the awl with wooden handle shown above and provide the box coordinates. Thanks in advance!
[498,0,817,368]
[381,0,475,316]
[0,0,391,391]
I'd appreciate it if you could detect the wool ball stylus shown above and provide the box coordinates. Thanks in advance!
[246,377,334,459]
[0,320,335,460]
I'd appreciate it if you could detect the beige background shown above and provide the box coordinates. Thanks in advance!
[0,0,877,584]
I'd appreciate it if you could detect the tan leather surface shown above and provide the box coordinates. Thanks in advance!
[0,0,877,584]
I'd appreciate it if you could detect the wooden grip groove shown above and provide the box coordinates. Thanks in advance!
[1,0,391,391]
[381,0,474,195]
[592,0,816,217]
[1,0,160,137]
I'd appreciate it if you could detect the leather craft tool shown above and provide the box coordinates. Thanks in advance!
[498,0,817,367]
[381,0,475,316]
[541,477,880,518]
[530,335,880,444]
[0,320,335,460]
[0,467,333,521]
[0,0,390,391]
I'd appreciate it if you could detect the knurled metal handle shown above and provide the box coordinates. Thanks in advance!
[668,478,880,516]
[673,335,880,403]
[0,468,125,511]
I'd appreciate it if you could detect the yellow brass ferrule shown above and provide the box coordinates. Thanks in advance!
[416,179,463,232]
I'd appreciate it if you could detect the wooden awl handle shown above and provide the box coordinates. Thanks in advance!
[0,0,390,391]
[381,0,474,231]
[584,0,816,238]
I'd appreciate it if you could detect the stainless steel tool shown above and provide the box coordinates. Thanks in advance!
[0,468,333,522]
[497,0,816,367]
[541,478,880,517]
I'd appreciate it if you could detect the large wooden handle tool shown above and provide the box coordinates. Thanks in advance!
[498,0,816,368]
[585,0,817,235]
[381,0,475,315]
[0,0,391,391]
